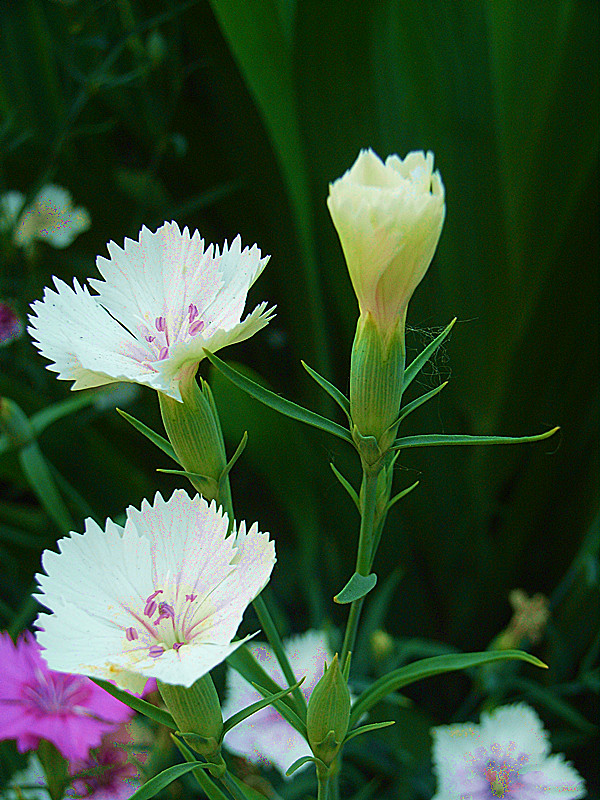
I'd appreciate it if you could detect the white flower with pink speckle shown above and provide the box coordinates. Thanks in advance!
[35,490,276,693]
[28,221,274,401]
[431,703,585,800]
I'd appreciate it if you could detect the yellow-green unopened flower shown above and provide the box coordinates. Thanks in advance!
[327,149,445,333]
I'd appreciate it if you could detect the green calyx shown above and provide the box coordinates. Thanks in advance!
[349,312,405,463]
[307,654,351,766]
[158,674,224,771]
[158,373,228,503]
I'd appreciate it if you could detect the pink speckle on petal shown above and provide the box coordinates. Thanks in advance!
[144,335,155,343]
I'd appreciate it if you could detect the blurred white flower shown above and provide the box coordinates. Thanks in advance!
[327,148,445,332]
[28,222,274,401]
[431,703,586,800]
[1,185,90,250]
[35,489,276,693]
[221,630,332,777]
[3,756,50,799]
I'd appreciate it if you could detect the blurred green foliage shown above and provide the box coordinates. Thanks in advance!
[0,1,597,797]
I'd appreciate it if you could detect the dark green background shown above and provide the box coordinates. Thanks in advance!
[1,1,597,797]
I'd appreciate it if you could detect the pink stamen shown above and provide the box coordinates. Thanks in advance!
[189,319,205,336]
[188,304,199,322]
[144,600,157,617]
[173,642,184,652]
[158,346,169,360]
[148,645,164,659]
[154,602,175,625]
[155,316,166,332]
[144,590,163,617]
[125,627,138,641]
[186,594,197,602]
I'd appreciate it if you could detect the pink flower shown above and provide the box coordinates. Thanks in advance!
[0,630,134,761]
[67,725,141,800]
[0,300,23,347]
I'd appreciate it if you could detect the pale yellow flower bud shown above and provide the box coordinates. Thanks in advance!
[327,148,445,333]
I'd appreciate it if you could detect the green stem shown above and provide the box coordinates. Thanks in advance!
[340,466,380,670]
[317,770,330,800]
[161,375,307,721]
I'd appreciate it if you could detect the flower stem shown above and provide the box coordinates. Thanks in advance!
[159,373,307,719]
[317,770,331,800]
[340,465,380,670]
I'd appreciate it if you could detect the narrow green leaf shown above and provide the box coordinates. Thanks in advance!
[397,382,448,425]
[220,431,249,481]
[250,680,308,739]
[334,572,378,604]
[18,444,73,532]
[171,736,231,800]
[285,755,327,777]
[226,645,302,729]
[155,468,216,494]
[504,676,598,735]
[222,678,304,736]
[393,427,560,451]
[222,774,269,800]
[344,720,395,744]
[403,318,456,390]
[116,408,178,462]
[384,481,420,514]
[350,650,547,724]
[301,360,351,419]
[91,679,176,730]
[205,351,352,443]
[128,762,207,800]
[330,462,360,511]
[29,392,100,436]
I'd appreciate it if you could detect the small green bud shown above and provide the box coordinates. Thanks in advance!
[349,312,405,464]
[306,654,351,766]
[158,673,225,773]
